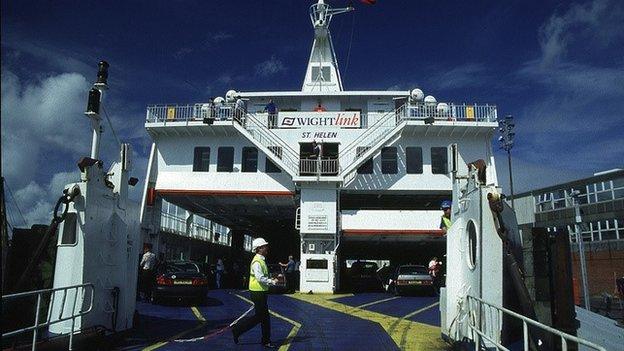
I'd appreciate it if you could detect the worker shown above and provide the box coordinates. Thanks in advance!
[428,256,443,292]
[440,200,452,235]
[232,238,278,348]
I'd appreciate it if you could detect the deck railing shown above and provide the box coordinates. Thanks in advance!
[466,295,607,351]
[299,158,340,176]
[2,283,95,351]
[405,102,497,122]
[146,103,234,123]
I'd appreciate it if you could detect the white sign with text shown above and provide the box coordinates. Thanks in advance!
[279,111,361,128]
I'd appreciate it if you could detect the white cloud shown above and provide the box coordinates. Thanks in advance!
[538,0,624,67]
[255,55,286,77]
[427,63,489,91]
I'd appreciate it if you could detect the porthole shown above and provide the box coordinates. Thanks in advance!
[467,220,477,270]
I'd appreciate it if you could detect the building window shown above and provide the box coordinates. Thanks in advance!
[356,146,373,174]
[406,147,423,174]
[381,147,397,174]
[193,147,210,172]
[242,147,258,172]
[217,147,234,172]
[431,147,448,174]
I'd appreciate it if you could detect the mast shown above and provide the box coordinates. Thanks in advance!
[301,0,353,92]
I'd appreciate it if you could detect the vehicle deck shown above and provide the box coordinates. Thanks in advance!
[114,289,446,351]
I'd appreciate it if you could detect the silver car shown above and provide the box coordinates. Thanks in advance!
[389,265,435,296]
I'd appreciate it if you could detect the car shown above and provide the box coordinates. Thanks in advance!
[388,265,435,296]
[152,261,209,304]
[267,264,288,294]
[350,261,382,292]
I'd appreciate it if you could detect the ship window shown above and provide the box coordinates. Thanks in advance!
[307,259,328,269]
[217,147,234,172]
[193,147,210,172]
[242,147,258,172]
[406,147,423,174]
[311,66,331,82]
[356,146,373,174]
[467,220,477,270]
[381,147,397,174]
[431,147,448,174]
[60,212,77,245]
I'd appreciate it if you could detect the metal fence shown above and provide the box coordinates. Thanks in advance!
[2,283,95,351]
[146,103,235,123]
[405,102,497,122]
[466,295,607,351]
[299,158,340,176]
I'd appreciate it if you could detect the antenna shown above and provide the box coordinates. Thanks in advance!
[302,1,354,92]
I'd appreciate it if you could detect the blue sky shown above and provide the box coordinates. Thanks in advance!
[2,0,623,226]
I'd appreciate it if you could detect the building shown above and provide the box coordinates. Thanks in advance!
[513,169,624,296]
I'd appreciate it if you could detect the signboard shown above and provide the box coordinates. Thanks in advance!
[466,105,475,120]
[308,215,329,231]
[279,111,360,128]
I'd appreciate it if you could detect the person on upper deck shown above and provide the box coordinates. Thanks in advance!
[264,99,278,128]
[314,102,326,112]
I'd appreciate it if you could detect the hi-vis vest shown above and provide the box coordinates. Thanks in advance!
[441,216,452,230]
[249,254,269,292]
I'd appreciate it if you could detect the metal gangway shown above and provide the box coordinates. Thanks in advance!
[2,283,95,351]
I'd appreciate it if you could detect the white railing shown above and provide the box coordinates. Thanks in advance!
[2,283,95,351]
[146,103,234,123]
[405,102,497,122]
[233,112,301,176]
[466,295,607,351]
[299,158,340,176]
[295,207,301,230]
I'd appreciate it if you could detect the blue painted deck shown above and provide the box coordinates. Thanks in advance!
[113,289,444,350]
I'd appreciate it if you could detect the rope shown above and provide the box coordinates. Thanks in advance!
[101,104,122,146]
[344,10,356,77]
[5,180,28,227]
[172,305,254,343]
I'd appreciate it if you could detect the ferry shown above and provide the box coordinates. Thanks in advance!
[1,1,618,350]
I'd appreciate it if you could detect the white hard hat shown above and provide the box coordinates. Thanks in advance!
[252,237,269,251]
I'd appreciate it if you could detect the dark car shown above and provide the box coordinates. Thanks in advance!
[350,261,381,292]
[152,261,209,304]
[267,264,288,294]
[388,265,435,296]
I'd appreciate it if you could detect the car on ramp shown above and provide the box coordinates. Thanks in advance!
[388,265,435,296]
[152,261,209,304]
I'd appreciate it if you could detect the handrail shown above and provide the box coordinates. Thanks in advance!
[233,111,300,176]
[338,104,407,175]
[2,283,95,351]
[466,295,607,351]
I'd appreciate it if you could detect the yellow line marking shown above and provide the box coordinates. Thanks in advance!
[142,305,206,351]
[288,293,446,351]
[403,302,439,319]
[191,306,206,321]
[356,296,400,309]
[233,293,302,351]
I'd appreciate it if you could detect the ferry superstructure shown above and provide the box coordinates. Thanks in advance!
[140,0,499,294]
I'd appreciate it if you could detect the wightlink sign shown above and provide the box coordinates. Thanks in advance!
[278,111,361,128]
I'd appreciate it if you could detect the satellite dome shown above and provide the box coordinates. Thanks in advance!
[437,103,449,114]
[424,95,437,104]
[410,88,424,101]
[225,90,238,102]
[213,97,225,104]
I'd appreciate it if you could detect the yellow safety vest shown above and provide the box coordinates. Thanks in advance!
[249,254,269,292]
[442,216,452,230]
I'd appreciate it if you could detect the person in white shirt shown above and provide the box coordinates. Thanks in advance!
[139,244,157,299]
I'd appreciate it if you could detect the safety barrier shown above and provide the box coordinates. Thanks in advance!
[146,103,234,124]
[405,102,497,122]
[299,158,340,176]
[2,283,95,351]
[466,295,607,351]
